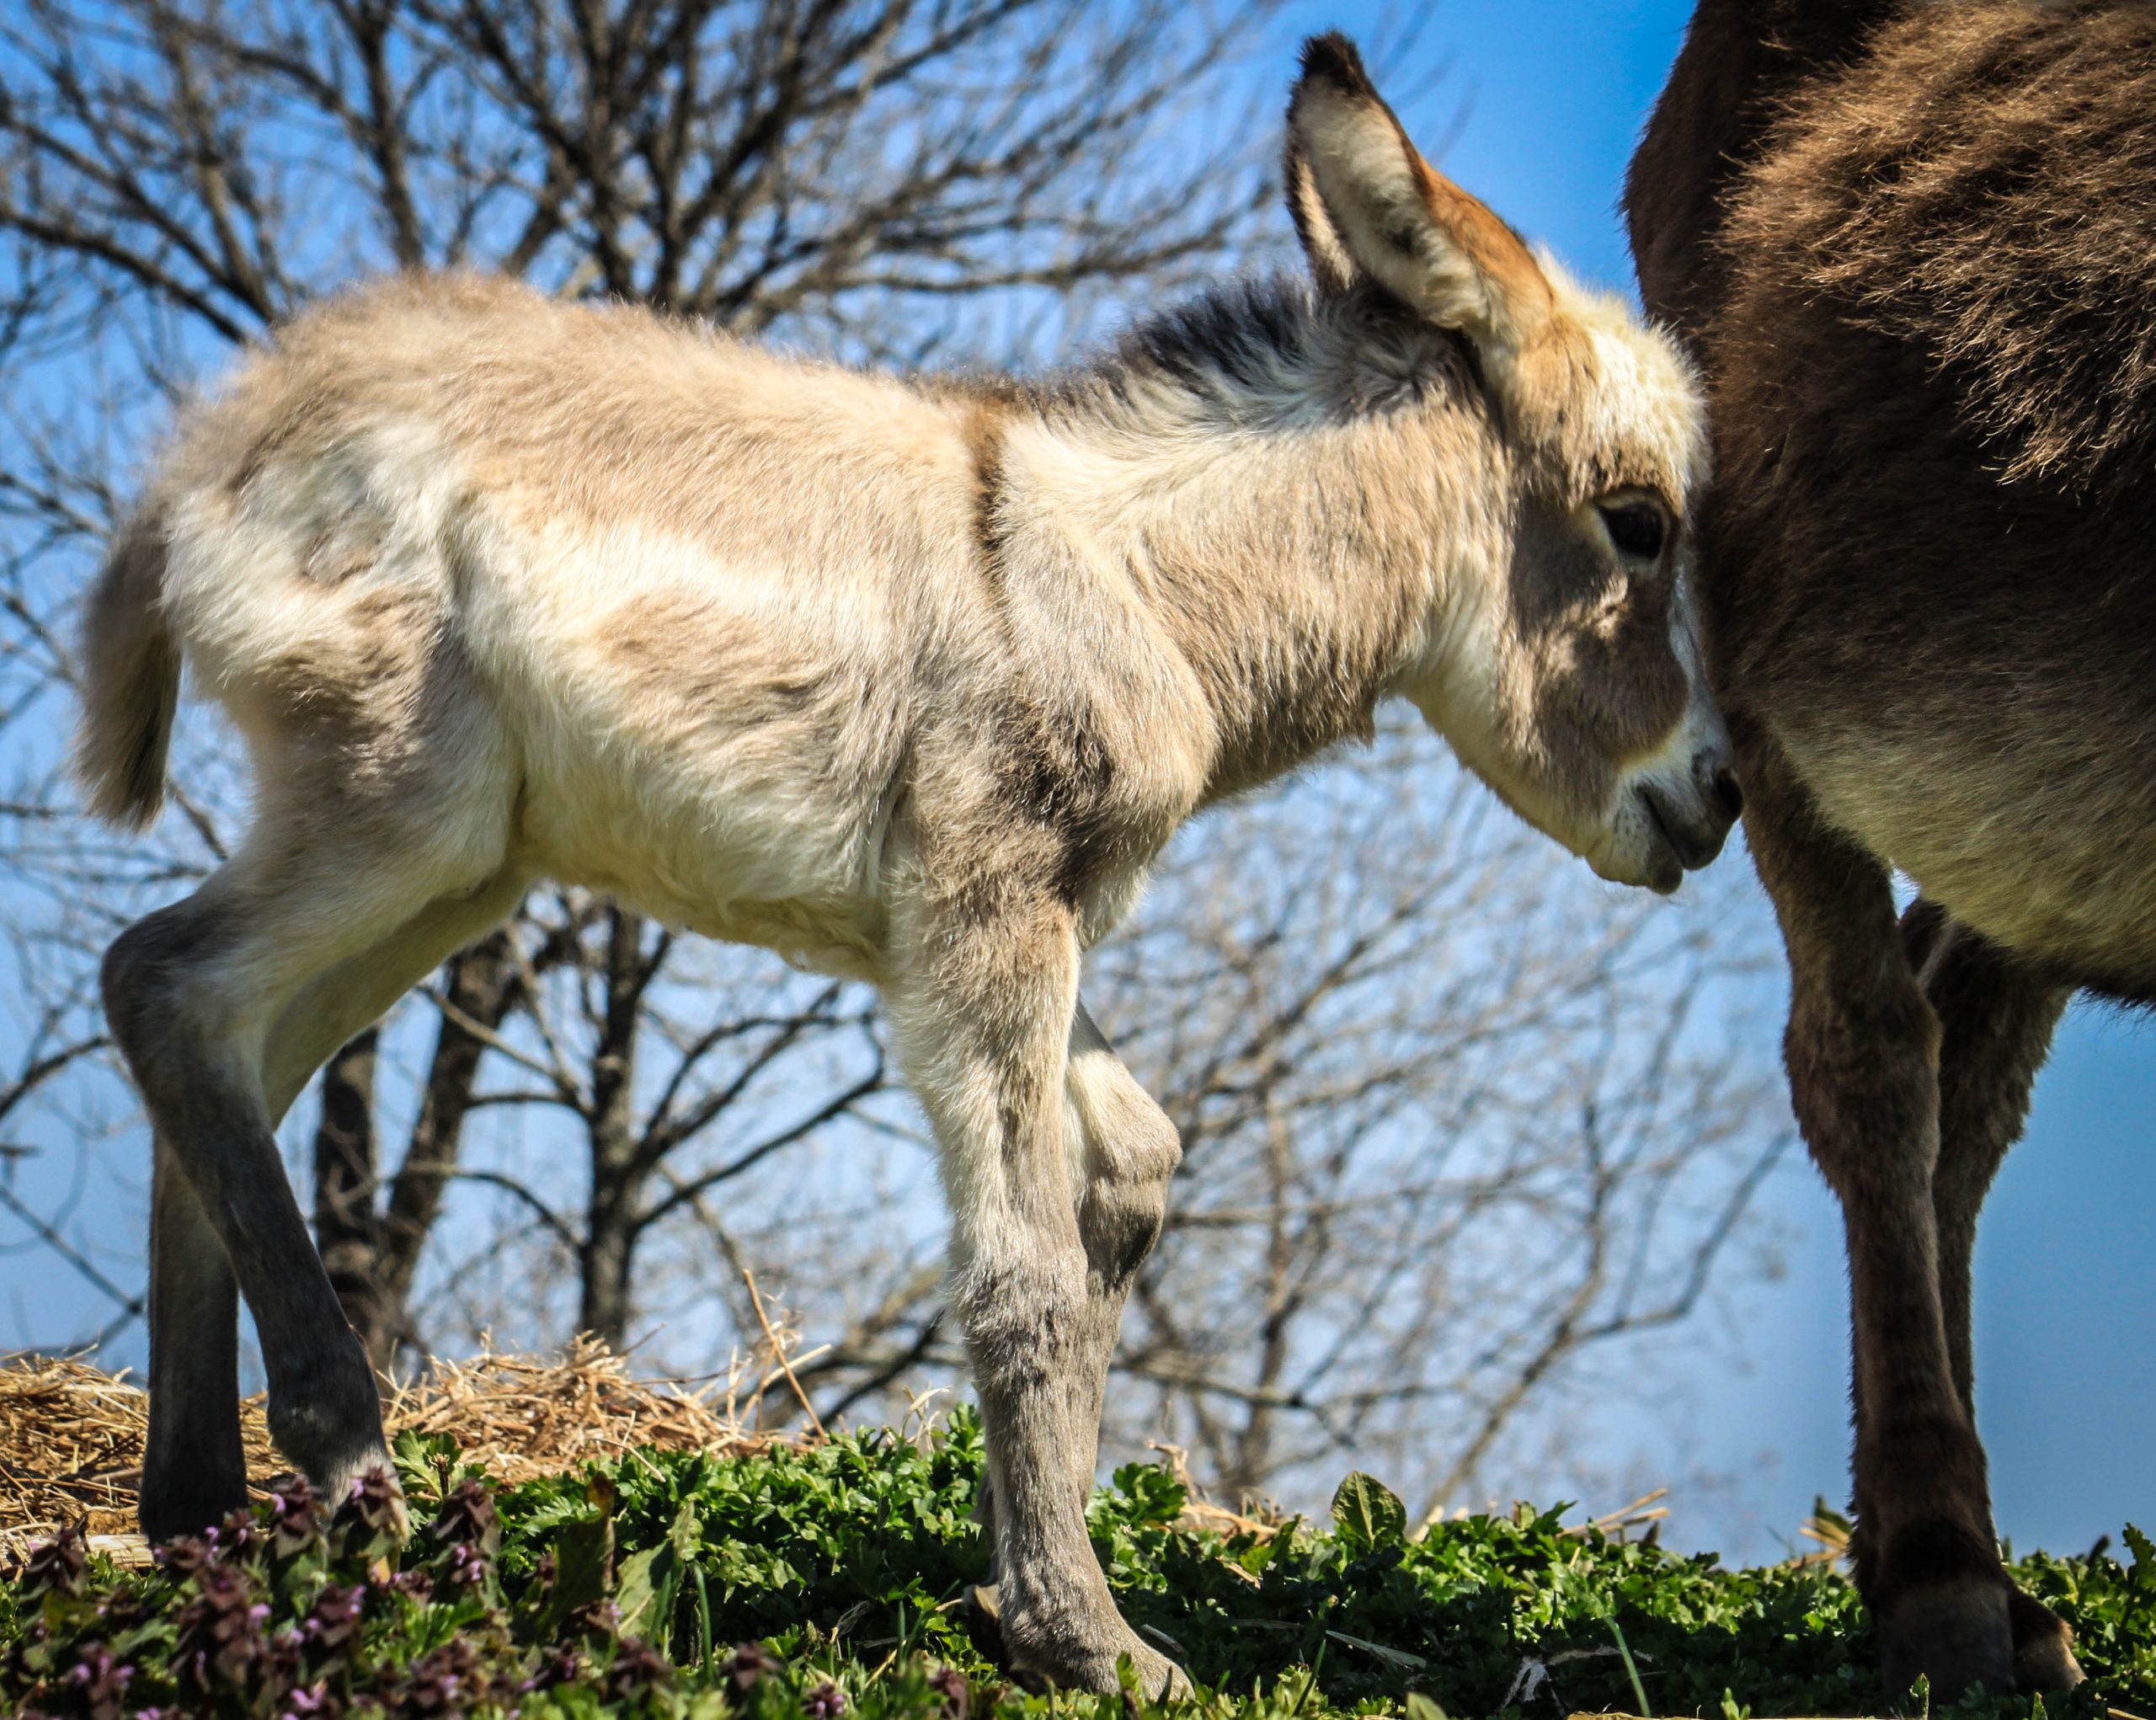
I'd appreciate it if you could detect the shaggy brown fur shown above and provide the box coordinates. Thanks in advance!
[1628,0,2156,1696]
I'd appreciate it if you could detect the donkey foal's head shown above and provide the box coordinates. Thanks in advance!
[1289,35,1735,892]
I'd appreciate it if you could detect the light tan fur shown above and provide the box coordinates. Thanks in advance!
[80,35,1731,1696]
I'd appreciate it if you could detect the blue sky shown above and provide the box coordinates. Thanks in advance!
[1258,0,2153,1562]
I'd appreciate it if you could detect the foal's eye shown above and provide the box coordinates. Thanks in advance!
[1598,501,1667,561]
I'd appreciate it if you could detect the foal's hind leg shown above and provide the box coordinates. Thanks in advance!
[138,871,529,1538]
[1904,901,2080,1691]
[109,801,512,1535]
[1741,737,2012,1696]
[142,1138,247,1539]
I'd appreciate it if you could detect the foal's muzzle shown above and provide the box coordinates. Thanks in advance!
[1639,743,1742,874]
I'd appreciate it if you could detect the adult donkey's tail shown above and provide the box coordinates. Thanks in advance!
[73,506,179,831]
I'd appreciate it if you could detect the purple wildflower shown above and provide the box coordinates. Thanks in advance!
[426,1480,499,1557]
[803,1679,851,1718]
[280,1681,344,1719]
[565,1598,622,1642]
[603,1637,673,1701]
[392,1637,488,1717]
[333,1466,410,1564]
[520,1642,583,1693]
[269,1477,325,1560]
[173,1565,272,1691]
[440,1540,488,1591]
[153,1533,216,1579]
[19,1523,88,1601]
[62,1643,133,1720]
[306,1581,368,1653]
[927,1665,972,1720]
[725,1641,780,1691]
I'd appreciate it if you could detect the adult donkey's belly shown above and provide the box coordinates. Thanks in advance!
[1737,549,2156,1000]
[1694,211,2156,999]
[1789,712,2156,996]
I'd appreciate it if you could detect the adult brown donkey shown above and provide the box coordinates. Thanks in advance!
[1628,0,2156,1697]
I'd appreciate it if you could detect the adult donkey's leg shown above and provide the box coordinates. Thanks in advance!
[1742,737,2012,1696]
[1903,902,2080,1691]
[886,894,1186,1698]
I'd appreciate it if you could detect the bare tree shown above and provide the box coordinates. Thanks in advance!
[0,0,1792,1520]
[0,0,1278,1368]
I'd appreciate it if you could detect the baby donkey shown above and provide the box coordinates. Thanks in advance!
[80,35,1734,1696]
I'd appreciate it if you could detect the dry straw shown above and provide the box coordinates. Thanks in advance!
[0,1333,810,1571]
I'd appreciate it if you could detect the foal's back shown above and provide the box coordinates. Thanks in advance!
[1633,2,2156,994]
[147,276,987,966]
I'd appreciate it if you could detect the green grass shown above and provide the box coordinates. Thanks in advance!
[6,1411,2153,1718]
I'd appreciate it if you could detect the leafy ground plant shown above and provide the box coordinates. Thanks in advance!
[3,1410,2152,1718]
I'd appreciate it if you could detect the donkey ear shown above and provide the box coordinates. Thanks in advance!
[1286,33,1554,350]
[1284,137,1361,297]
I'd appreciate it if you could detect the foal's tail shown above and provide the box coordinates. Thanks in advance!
[73,505,180,831]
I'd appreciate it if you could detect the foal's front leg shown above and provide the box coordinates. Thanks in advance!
[886,895,1187,1698]
[976,1007,1185,1597]
[1065,1003,1182,1456]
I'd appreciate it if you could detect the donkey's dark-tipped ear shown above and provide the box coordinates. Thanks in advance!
[1285,34,1376,296]
[1299,30,1381,104]
[1286,32,1554,351]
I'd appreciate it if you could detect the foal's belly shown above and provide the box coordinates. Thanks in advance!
[516,768,895,980]
[507,702,905,982]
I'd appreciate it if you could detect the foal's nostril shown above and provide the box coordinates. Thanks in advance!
[1710,763,1743,821]
[1690,747,1743,823]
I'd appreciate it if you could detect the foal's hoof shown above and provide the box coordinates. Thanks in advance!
[139,1470,250,1544]
[2008,1586,2085,1692]
[1878,1578,2014,1700]
[1009,1638,1191,1703]
[986,1589,1192,1701]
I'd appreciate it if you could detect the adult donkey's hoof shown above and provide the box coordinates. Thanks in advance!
[2008,1586,2085,1692]
[1878,1578,2015,1700]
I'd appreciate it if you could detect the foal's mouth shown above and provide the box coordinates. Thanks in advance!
[1638,782,1726,876]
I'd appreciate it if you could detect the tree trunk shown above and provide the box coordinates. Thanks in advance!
[577,908,649,1349]
[312,1028,391,1367]
[306,929,525,1375]
[378,932,522,1340]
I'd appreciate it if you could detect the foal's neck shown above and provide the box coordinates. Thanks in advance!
[1014,280,1482,798]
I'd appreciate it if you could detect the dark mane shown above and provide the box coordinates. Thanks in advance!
[1113,273,1316,395]
[926,272,1468,430]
